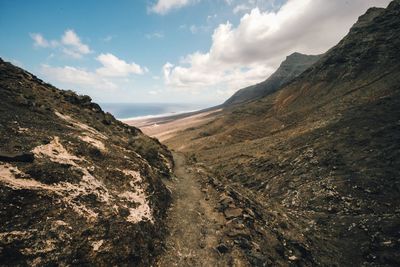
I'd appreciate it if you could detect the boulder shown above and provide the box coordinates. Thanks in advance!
[224,207,243,219]
[216,243,229,254]
[219,194,235,211]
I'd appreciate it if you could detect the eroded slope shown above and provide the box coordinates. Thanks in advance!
[164,2,400,266]
[0,58,173,266]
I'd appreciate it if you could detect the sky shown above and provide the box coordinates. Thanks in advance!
[0,0,392,105]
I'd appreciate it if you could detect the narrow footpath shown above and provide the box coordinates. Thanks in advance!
[155,153,248,267]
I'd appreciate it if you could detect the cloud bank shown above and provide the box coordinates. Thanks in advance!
[31,28,148,94]
[163,0,391,94]
[40,52,147,94]
[41,65,117,91]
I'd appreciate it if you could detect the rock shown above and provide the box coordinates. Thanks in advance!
[199,240,206,249]
[200,227,207,235]
[227,229,250,239]
[234,223,245,230]
[380,240,393,246]
[102,112,114,125]
[216,243,229,254]
[234,237,252,250]
[224,208,243,219]
[0,152,34,163]
[63,91,92,106]
[219,194,235,211]
[244,208,255,218]
[288,255,298,261]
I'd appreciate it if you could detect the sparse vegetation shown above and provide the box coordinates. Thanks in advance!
[163,3,400,266]
[0,58,174,266]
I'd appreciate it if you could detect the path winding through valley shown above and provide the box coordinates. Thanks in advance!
[155,153,248,267]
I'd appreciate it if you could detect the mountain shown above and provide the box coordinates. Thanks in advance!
[0,58,174,266]
[163,1,400,266]
[272,5,399,113]
[223,52,322,106]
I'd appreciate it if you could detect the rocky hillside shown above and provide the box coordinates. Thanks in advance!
[0,58,174,266]
[164,1,400,266]
[223,52,321,106]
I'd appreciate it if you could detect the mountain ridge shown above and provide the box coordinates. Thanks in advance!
[273,3,400,112]
[161,1,400,265]
[223,52,322,106]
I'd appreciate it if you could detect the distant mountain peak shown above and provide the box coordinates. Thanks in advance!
[286,52,313,60]
[351,7,385,29]
[223,52,322,106]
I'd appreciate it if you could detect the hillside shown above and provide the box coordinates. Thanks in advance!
[224,52,322,106]
[128,53,320,142]
[0,58,173,266]
[162,1,400,266]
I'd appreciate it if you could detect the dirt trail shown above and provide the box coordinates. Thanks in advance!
[155,153,248,267]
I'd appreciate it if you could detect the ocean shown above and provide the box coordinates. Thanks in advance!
[99,103,209,121]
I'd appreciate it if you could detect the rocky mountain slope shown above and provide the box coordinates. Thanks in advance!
[223,52,321,106]
[0,58,174,266]
[164,1,400,266]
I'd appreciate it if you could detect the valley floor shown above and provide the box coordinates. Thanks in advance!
[126,109,221,142]
[155,152,248,266]
[131,90,400,266]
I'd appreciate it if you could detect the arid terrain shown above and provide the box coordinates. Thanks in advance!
[129,1,400,266]
[0,59,174,266]
[1,1,400,266]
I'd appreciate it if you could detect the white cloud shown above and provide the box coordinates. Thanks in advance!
[145,32,164,39]
[189,25,210,34]
[30,33,49,48]
[163,0,391,93]
[29,29,91,59]
[30,33,59,48]
[96,53,147,77]
[40,54,148,92]
[162,62,174,84]
[149,0,196,15]
[102,35,113,42]
[40,64,117,91]
[61,29,91,57]
[233,4,251,14]
[62,48,83,59]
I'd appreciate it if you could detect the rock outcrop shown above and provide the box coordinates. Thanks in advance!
[0,58,173,266]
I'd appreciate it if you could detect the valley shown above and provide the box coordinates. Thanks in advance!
[1,0,400,266]
[129,1,400,266]
[155,152,248,267]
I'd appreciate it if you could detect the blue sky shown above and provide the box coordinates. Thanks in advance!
[0,0,391,105]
